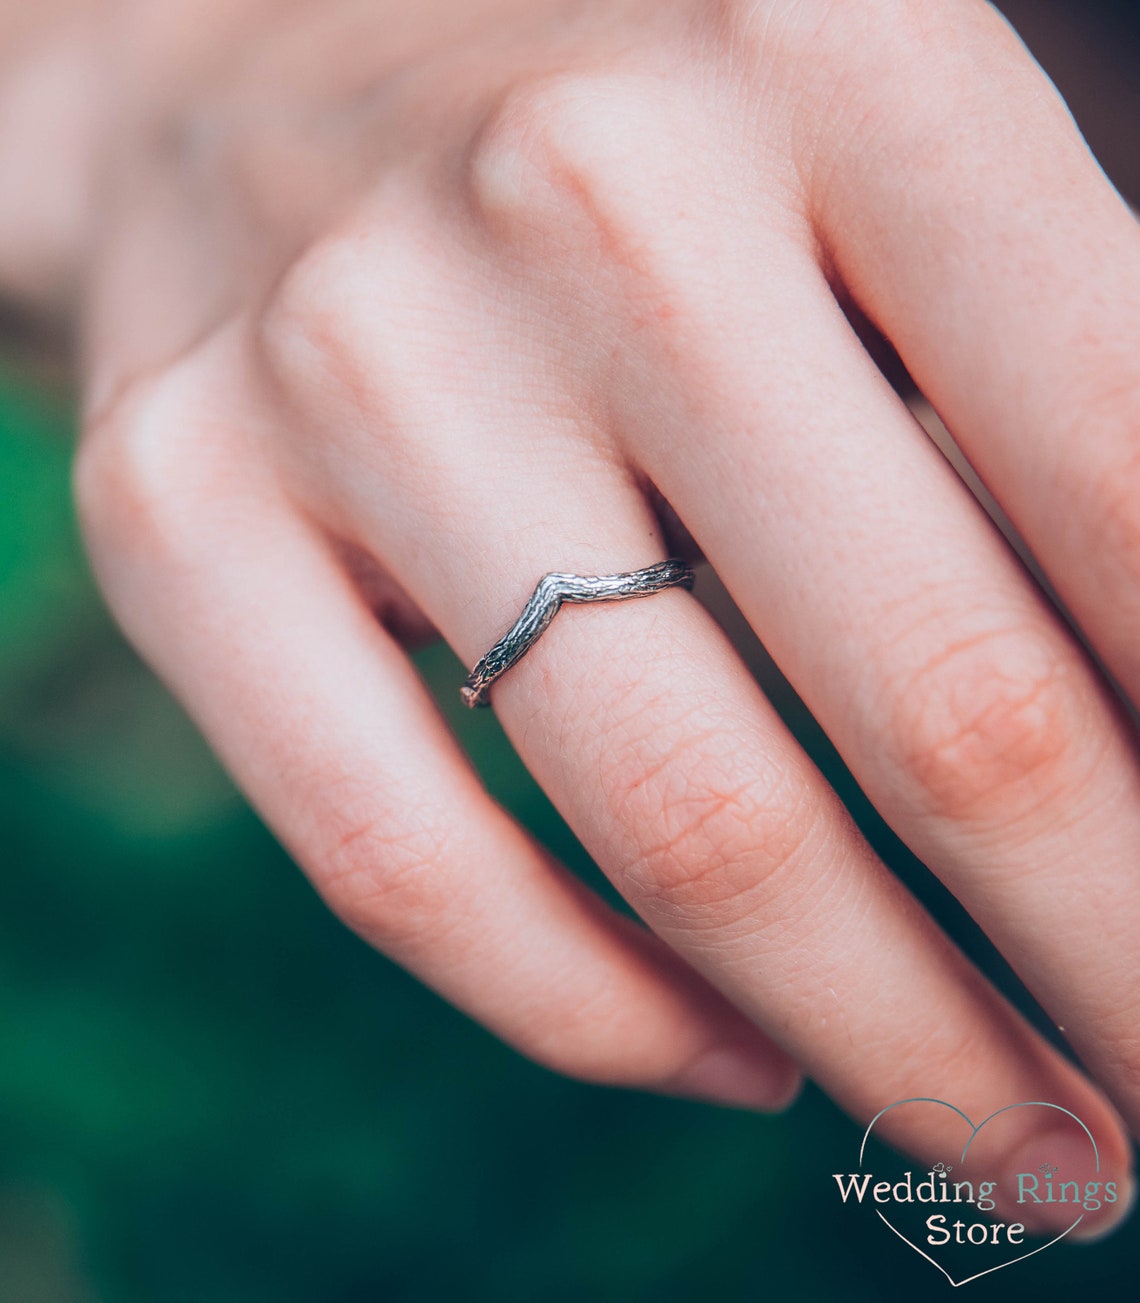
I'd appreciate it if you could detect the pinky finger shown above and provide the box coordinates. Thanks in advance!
[74,341,800,1110]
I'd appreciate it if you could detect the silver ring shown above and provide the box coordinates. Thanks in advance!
[461,558,696,708]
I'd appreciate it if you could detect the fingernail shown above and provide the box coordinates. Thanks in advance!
[668,1044,802,1112]
[1000,1129,1134,1241]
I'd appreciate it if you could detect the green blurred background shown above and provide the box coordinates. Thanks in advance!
[4,2,1140,1299]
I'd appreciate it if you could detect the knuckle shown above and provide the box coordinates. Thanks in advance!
[255,216,432,433]
[256,230,369,404]
[75,377,200,561]
[519,971,681,1087]
[606,719,818,925]
[463,71,658,254]
[887,629,1088,826]
[314,798,459,951]
[742,0,1004,195]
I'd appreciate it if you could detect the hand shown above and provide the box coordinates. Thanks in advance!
[16,0,1140,1232]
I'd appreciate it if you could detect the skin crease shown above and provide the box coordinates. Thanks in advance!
[4,0,1140,1237]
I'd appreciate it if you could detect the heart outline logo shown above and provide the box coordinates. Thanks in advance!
[859,1098,1098,1288]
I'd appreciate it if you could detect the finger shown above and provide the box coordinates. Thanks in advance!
[542,20,1140,1157]
[259,220,1134,1227]
[615,212,1140,1158]
[810,2,1140,702]
[74,334,803,1111]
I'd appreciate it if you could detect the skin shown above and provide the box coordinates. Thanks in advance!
[3,0,1139,1236]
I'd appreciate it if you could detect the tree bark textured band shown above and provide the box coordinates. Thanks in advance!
[460,559,696,708]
